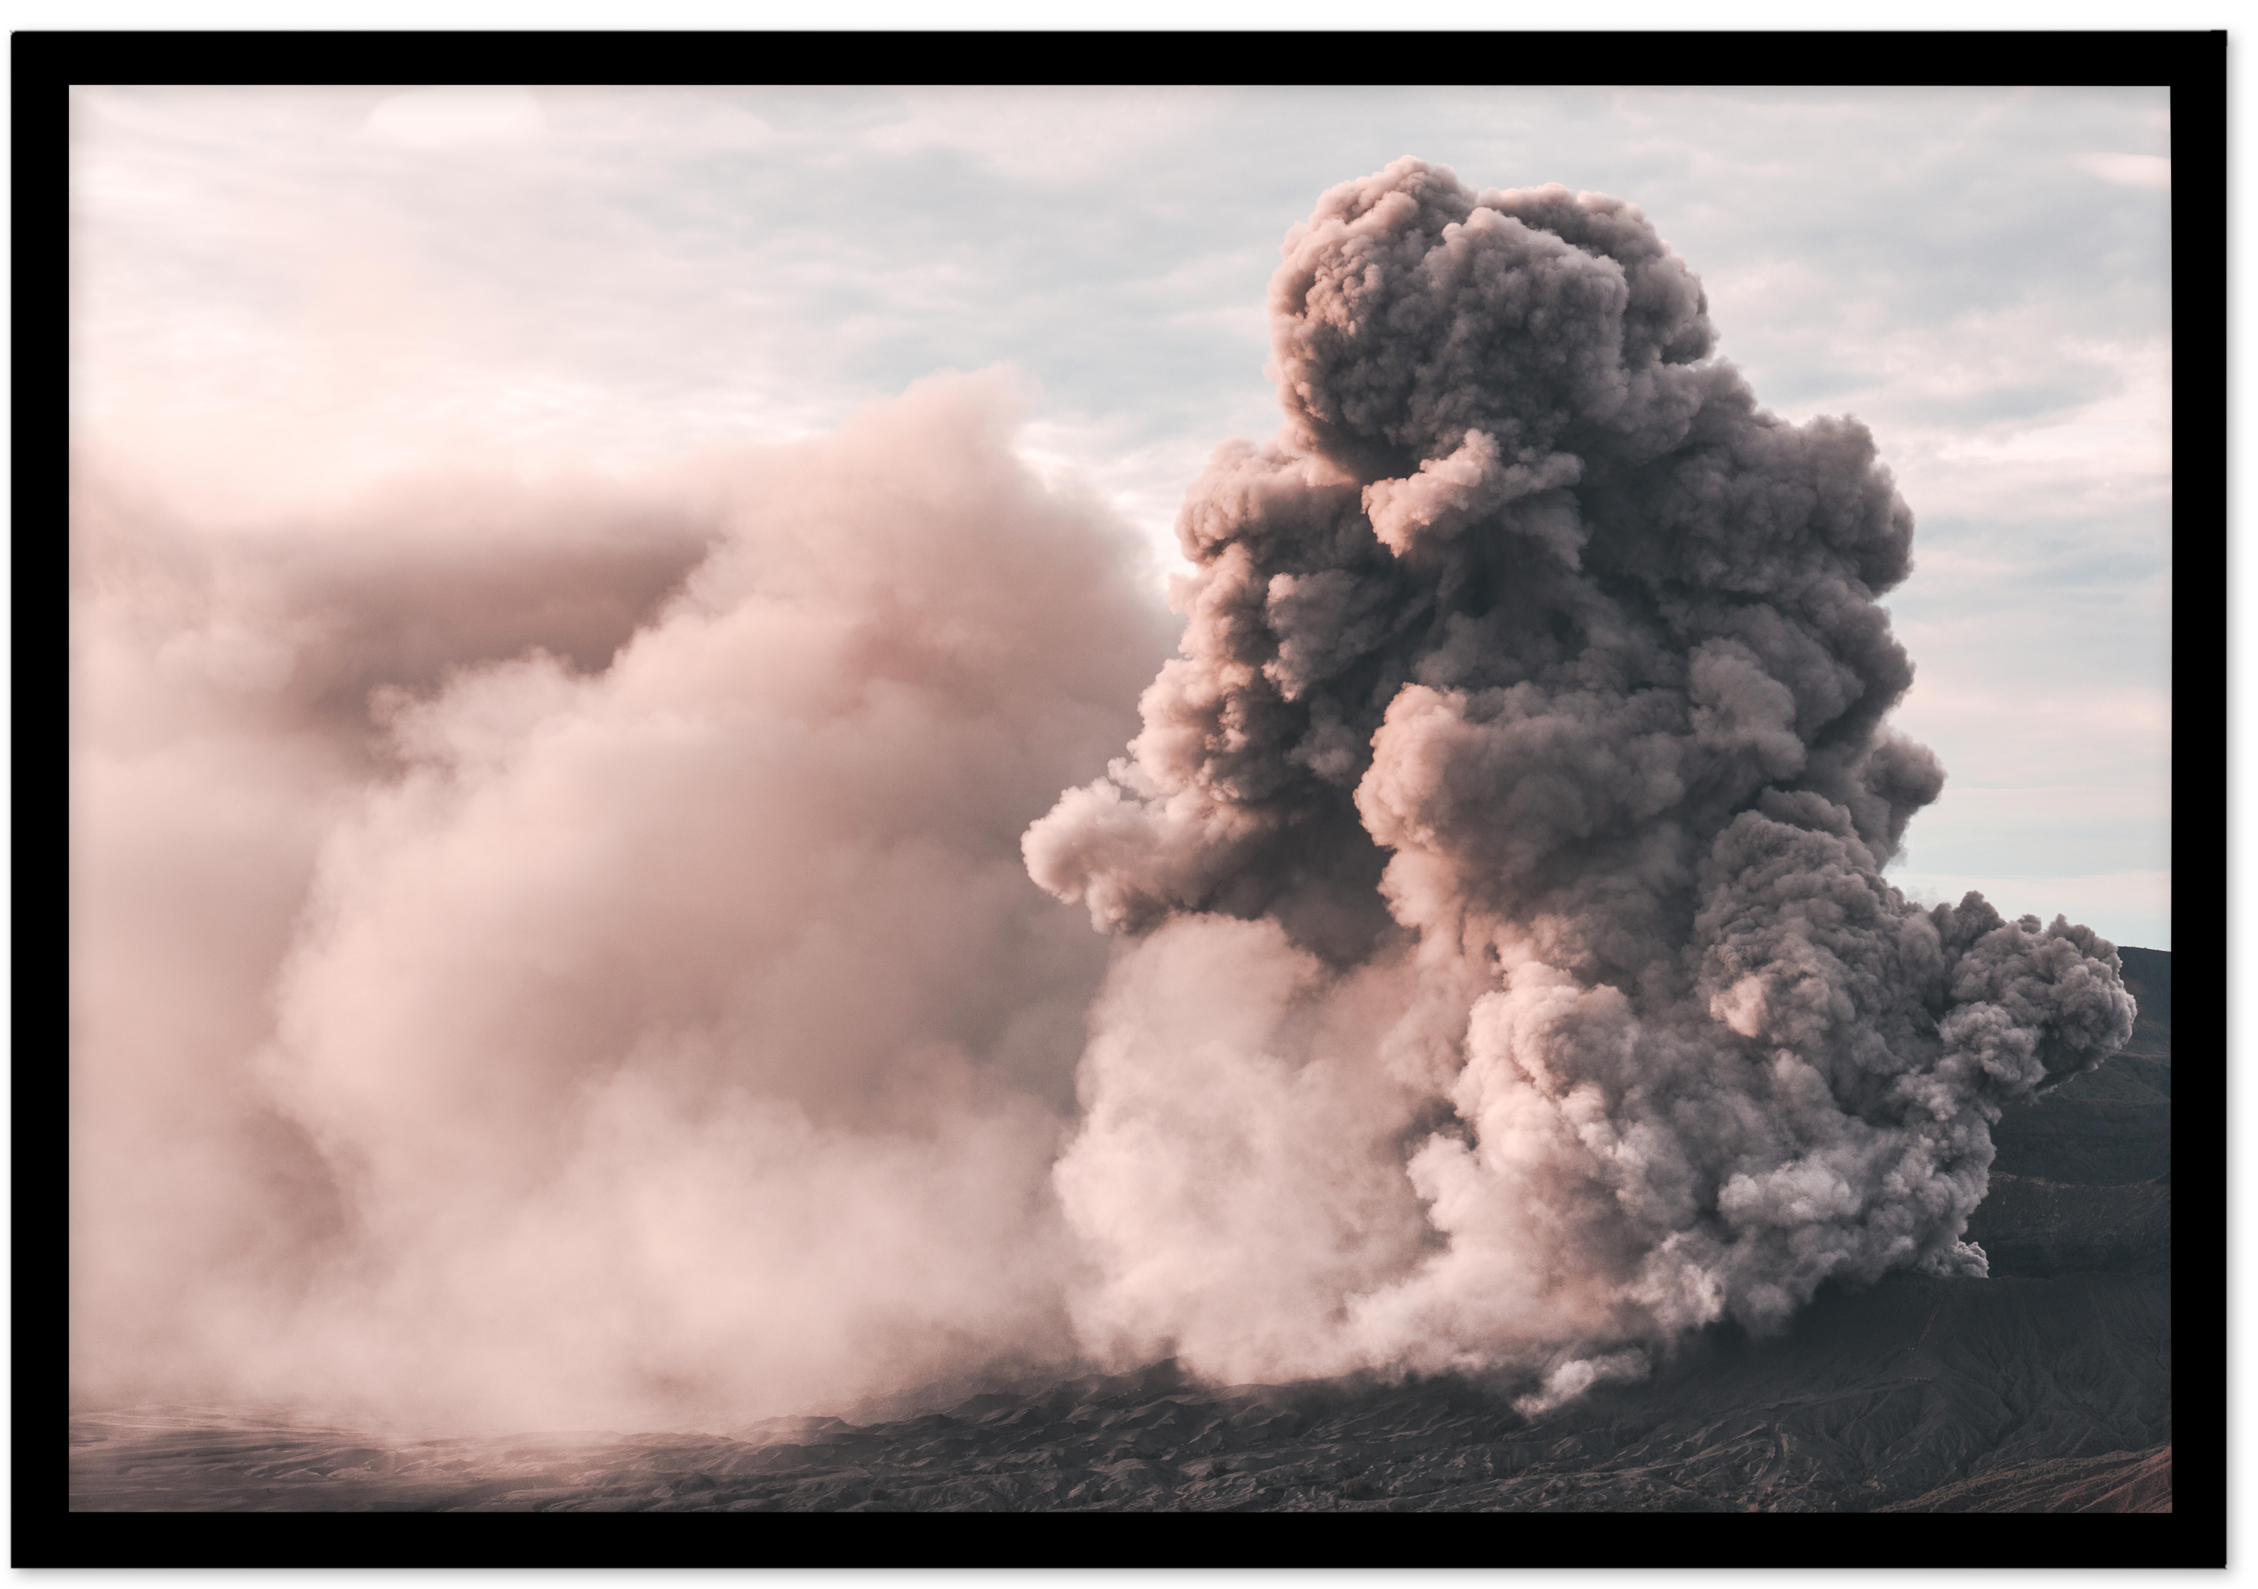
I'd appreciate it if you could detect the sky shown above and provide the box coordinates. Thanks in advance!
[69,82,2173,949]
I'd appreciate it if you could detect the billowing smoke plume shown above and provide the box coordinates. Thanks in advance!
[1027,159,2135,1386]
[73,162,2139,1437]
[71,372,1174,1432]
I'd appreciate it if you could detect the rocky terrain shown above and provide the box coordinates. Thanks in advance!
[69,948,2172,1514]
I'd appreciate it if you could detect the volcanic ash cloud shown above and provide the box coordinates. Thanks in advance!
[1026,159,2136,1386]
[71,372,1173,1431]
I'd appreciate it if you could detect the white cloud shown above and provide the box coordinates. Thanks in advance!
[861,86,1221,184]
[363,86,547,149]
[2075,151,2171,188]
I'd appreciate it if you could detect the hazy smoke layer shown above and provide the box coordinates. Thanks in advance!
[1028,160,2136,1386]
[71,372,1173,1431]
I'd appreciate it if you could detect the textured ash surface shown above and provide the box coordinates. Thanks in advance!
[1881,1444,2173,1514]
[67,1268,2167,1514]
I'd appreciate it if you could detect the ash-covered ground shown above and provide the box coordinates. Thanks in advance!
[71,1269,2166,1515]
[68,952,2171,1515]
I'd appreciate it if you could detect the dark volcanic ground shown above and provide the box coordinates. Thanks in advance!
[68,950,2172,1514]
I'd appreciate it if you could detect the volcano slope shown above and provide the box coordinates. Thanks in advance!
[69,952,2169,1515]
[1961,946,2171,1286]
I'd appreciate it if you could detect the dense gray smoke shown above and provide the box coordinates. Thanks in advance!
[1027,159,2135,1387]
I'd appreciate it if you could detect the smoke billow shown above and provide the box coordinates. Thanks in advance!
[71,372,1173,1432]
[1027,159,2136,1387]
[73,161,2139,1437]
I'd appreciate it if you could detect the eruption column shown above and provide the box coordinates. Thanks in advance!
[1026,159,2136,1386]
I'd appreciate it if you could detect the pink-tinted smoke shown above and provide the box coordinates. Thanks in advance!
[70,371,1173,1433]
